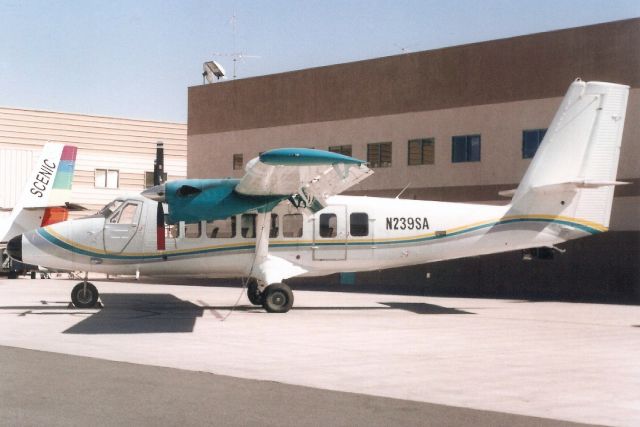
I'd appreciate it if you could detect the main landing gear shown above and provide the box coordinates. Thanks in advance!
[247,279,294,313]
[70,275,100,308]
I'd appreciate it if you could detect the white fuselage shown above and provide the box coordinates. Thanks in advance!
[20,194,596,279]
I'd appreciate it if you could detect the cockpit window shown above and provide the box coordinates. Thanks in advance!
[98,200,124,218]
[109,202,140,224]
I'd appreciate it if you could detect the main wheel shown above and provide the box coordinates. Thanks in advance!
[71,282,99,308]
[262,283,294,313]
[247,279,263,305]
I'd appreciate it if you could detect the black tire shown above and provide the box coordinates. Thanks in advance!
[262,283,294,313]
[71,282,99,308]
[7,270,18,279]
[247,279,263,305]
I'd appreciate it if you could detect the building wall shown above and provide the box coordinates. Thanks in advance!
[188,18,639,135]
[0,108,186,215]
[186,19,640,300]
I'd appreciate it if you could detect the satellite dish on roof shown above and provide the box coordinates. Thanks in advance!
[202,61,226,83]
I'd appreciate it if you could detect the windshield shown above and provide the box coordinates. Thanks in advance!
[98,200,124,218]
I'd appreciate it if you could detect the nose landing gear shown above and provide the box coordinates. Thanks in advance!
[70,274,101,308]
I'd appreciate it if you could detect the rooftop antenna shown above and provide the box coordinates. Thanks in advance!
[212,12,260,79]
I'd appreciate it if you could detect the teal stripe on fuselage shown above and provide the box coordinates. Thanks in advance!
[37,217,600,263]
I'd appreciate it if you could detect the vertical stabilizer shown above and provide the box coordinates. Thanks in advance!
[1,143,77,242]
[510,80,629,229]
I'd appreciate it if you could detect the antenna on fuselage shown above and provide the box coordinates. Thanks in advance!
[395,182,411,199]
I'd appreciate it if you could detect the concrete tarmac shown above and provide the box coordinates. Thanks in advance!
[0,277,638,426]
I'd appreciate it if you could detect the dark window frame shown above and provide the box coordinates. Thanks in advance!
[408,138,435,166]
[328,145,352,157]
[367,142,392,168]
[451,134,481,163]
[319,213,337,238]
[233,153,244,170]
[349,213,369,237]
[522,129,547,159]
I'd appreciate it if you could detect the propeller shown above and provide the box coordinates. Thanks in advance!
[154,142,166,251]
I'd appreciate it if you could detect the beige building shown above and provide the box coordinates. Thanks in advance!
[187,18,639,299]
[0,108,186,215]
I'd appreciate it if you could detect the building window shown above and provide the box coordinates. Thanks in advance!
[95,169,119,189]
[329,145,352,157]
[206,217,236,238]
[350,213,368,237]
[367,142,392,168]
[144,171,167,188]
[233,154,243,170]
[408,138,435,165]
[522,129,547,159]
[283,214,303,238]
[452,135,481,163]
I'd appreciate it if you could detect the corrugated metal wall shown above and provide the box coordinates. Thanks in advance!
[0,148,36,208]
[0,108,187,215]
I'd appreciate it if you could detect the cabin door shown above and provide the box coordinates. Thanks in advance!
[312,205,347,261]
[103,201,142,253]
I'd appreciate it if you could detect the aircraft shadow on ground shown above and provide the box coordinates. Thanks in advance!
[1,294,474,334]
[63,293,205,334]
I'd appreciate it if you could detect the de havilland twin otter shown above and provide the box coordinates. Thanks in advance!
[7,80,630,312]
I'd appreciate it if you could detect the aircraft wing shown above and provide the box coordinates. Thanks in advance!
[235,148,373,212]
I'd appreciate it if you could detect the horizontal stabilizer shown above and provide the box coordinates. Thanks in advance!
[498,189,517,198]
[532,180,630,193]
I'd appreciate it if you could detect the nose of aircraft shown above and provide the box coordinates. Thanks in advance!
[7,235,22,262]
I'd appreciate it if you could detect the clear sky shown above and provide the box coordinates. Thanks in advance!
[1,0,638,123]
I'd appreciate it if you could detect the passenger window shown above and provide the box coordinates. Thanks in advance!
[283,214,303,238]
[241,214,257,238]
[350,213,368,236]
[319,213,337,238]
[165,216,179,238]
[184,222,201,238]
[206,217,236,238]
[270,214,279,238]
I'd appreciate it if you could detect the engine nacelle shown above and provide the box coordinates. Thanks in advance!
[164,179,284,224]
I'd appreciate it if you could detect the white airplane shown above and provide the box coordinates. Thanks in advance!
[1,143,78,276]
[7,80,630,312]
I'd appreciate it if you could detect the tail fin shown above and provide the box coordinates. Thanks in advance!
[510,80,629,230]
[2,143,77,241]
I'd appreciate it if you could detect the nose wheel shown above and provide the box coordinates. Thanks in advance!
[71,282,100,308]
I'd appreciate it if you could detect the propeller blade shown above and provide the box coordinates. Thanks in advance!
[154,142,166,250]
[156,202,165,251]
[154,142,165,186]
